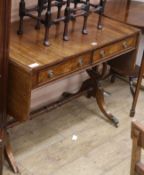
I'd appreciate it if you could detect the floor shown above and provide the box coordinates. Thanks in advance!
[3,78,144,175]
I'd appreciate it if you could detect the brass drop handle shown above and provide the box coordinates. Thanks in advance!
[78,57,83,67]
[48,70,54,78]
[122,41,128,49]
[100,50,105,58]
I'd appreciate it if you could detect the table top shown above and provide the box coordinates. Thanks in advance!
[10,13,139,72]
[105,0,144,30]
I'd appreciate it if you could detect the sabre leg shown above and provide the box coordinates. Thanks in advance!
[86,68,119,128]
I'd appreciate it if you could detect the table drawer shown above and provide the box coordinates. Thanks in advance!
[93,36,137,62]
[38,52,92,85]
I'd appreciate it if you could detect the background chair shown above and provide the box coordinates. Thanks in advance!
[131,120,144,175]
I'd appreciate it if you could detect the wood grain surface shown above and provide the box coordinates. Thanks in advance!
[10,13,139,71]
[8,13,140,122]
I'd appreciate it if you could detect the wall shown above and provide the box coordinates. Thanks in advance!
[11,0,98,21]
[11,0,144,21]
[12,0,37,21]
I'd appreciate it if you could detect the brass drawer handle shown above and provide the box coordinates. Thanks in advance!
[100,50,105,58]
[47,70,54,78]
[78,57,83,67]
[122,41,128,49]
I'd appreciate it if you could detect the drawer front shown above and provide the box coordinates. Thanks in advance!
[38,52,92,85]
[93,36,137,62]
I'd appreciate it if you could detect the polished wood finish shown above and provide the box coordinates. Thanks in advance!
[38,52,92,85]
[105,0,144,30]
[93,36,137,63]
[10,14,139,69]
[130,120,144,175]
[86,68,119,126]
[8,63,32,122]
[8,14,140,123]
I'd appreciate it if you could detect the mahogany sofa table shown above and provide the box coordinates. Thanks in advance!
[1,13,140,173]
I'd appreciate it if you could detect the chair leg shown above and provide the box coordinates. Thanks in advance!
[130,52,144,117]
[0,129,4,175]
[130,123,141,175]
[4,132,19,174]
[129,77,135,97]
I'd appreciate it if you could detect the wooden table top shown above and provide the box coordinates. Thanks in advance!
[10,13,139,72]
[105,0,144,30]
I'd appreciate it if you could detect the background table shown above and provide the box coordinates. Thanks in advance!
[105,0,144,31]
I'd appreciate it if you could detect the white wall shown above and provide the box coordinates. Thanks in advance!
[12,0,37,21]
